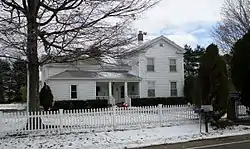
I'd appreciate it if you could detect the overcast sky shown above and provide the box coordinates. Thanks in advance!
[133,0,225,48]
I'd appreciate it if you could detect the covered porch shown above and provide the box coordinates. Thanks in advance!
[96,81,140,106]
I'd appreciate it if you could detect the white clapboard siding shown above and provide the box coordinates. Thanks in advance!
[138,38,185,98]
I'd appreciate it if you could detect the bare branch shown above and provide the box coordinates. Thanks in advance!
[0,0,159,111]
[0,0,158,69]
[212,0,250,50]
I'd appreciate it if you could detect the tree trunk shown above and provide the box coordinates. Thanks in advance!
[27,0,40,111]
[0,78,4,103]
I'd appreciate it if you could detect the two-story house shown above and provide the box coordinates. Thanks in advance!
[40,31,185,106]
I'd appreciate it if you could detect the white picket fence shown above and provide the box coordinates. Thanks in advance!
[237,105,250,118]
[0,104,198,137]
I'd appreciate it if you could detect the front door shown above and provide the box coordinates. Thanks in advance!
[112,83,125,104]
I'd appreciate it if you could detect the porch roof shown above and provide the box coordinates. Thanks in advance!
[48,70,141,81]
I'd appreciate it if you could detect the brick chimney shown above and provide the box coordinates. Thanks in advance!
[138,31,147,44]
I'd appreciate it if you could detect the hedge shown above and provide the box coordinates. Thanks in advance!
[51,99,109,110]
[131,97,189,107]
[50,97,188,110]
[86,99,110,109]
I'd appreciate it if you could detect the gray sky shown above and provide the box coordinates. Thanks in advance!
[133,0,224,48]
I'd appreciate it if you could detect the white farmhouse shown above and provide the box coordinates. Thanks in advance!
[40,31,185,106]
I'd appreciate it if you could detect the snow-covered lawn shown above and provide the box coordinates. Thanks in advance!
[0,123,250,149]
[0,103,26,111]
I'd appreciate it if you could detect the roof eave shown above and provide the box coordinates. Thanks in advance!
[47,77,141,81]
[133,36,185,54]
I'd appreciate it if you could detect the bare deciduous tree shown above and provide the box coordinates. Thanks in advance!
[212,0,250,50]
[0,0,158,111]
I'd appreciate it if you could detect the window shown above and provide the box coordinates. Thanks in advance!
[147,58,155,71]
[121,86,124,98]
[159,43,164,47]
[169,59,177,72]
[170,82,177,97]
[96,86,100,96]
[148,81,155,97]
[132,85,135,92]
[71,85,77,99]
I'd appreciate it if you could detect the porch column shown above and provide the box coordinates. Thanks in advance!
[124,82,128,105]
[124,82,128,97]
[109,81,112,105]
[139,82,143,98]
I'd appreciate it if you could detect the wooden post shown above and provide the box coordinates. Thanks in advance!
[59,109,63,130]
[205,113,208,133]
[158,104,163,126]
[0,111,3,137]
[112,106,116,131]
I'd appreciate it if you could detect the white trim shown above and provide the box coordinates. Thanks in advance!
[133,35,185,53]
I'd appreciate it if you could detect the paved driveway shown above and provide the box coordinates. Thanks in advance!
[130,134,250,149]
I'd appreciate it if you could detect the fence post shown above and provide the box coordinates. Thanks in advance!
[59,109,63,131]
[0,111,3,137]
[158,104,163,126]
[112,106,116,131]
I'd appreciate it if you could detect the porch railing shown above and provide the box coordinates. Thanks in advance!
[96,95,135,106]
[125,96,132,106]
[128,95,140,99]
[96,96,109,100]
[109,96,116,106]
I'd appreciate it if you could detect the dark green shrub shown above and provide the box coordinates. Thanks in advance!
[39,83,54,111]
[131,97,189,107]
[85,99,109,109]
[13,93,23,102]
[184,75,195,103]
[53,100,87,110]
[52,99,108,110]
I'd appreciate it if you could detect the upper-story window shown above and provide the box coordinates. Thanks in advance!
[169,58,177,72]
[71,85,77,99]
[159,43,164,47]
[147,58,155,72]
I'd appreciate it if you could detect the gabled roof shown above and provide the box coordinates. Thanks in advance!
[50,70,97,78]
[134,35,185,54]
[48,70,141,81]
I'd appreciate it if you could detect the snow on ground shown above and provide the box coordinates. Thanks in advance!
[1,123,250,149]
[0,104,26,110]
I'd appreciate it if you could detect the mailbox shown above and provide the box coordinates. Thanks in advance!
[201,105,213,112]
[200,105,213,133]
